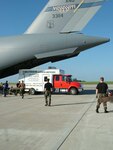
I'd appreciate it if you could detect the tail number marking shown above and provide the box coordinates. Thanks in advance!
[52,14,63,18]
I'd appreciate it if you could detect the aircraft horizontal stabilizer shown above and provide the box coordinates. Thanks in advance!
[35,48,77,59]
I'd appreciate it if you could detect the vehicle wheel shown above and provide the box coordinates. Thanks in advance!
[69,88,78,95]
[29,88,35,95]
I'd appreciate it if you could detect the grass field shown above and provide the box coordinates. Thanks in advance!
[81,81,113,85]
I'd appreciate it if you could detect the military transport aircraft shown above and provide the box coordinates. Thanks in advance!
[0,0,110,78]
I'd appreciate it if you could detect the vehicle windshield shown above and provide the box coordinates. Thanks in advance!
[63,75,72,82]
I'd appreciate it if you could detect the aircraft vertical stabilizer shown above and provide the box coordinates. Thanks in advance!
[25,0,106,34]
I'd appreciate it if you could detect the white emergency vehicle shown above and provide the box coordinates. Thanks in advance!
[19,67,83,95]
[19,68,64,94]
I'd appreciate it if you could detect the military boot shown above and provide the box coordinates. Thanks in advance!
[104,108,108,113]
[96,106,99,113]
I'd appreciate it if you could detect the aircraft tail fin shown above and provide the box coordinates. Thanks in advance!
[25,0,106,34]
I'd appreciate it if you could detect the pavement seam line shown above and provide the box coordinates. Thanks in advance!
[57,98,96,150]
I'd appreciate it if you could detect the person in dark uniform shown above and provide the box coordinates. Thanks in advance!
[15,81,21,95]
[19,80,25,99]
[96,77,108,113]
[3,81,9,97]
[44,78,53,106]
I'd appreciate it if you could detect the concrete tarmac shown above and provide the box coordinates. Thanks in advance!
[0,85,113,150]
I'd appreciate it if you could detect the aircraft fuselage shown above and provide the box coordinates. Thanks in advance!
[0,33,109,70]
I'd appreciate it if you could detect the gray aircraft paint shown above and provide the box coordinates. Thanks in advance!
[0,0,110,78]
[26,0,105,33]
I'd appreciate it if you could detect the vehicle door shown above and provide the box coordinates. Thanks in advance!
[53,75,62,88]
[61,75,71,88]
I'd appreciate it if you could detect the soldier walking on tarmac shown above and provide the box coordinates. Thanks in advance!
[19,80,25,99]
[96,77,109,113]
[44,78,53,106]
